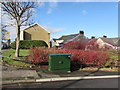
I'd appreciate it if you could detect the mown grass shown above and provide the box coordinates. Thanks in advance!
[104,51,119,66]
[2,49,29,57]
[2,49,31,67]
[2,49,119,71]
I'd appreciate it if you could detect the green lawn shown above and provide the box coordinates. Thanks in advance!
[2,49,31,67]
[2,49,29,57]
[104,51,119,66]
[2,49,119,70]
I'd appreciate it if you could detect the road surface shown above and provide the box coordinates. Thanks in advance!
[2,78,119,88]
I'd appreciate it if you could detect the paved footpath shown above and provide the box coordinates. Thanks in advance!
[1,62,119,85]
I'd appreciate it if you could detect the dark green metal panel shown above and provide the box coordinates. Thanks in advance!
[48,54,71,72]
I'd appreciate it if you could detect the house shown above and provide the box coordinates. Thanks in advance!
[50,33,79,48]
[50,38,64,48]
[96,37,120,51]
[86,36,120,51]
[20,23,50,47]
[51,31,89,48]
[59,31,89,42]
[51,29,120,51]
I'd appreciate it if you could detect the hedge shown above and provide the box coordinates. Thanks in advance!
[11,40,48,49]
[29,47,109,66]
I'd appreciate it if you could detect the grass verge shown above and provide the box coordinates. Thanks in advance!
[80,67,118,72]
[2,49,31,67]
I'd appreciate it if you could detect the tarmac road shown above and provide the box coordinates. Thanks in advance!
[2,78,119,88]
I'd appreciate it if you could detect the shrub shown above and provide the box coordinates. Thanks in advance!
[58,49,109,65]
[63,41,87,50]
[28,47,58,64]
[28,47,109,66]
[86,40,99,50]
[11,40,48,49]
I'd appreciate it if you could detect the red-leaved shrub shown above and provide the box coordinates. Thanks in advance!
[63,40,115,51]
[29,47,109,66]
[29,47,58,63]
[86,40,99,50]
[58,49,109,65]
[63,41,87,50]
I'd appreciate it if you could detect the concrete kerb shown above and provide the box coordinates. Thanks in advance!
[35,75,120,82]
[2,79,36,84]
[2,75,120,84]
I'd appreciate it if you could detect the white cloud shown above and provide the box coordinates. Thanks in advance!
[47,8,52,14]
[52,36,61,39]
[43,26,64,34]
[47,2,58,14]
[2,11,16,26]
[1,10,35,41]
[1,11,17,41]
[49,1,58,8]
[38,2,45,8]
[81,10,88,15]
[39,2,45,7]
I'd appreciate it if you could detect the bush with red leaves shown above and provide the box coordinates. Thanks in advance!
[29,47,109,66]
[28,47,58,64]
[86,40,99,50]
[63,41,87,50]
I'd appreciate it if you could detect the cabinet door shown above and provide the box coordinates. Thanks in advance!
[49,55,70,70]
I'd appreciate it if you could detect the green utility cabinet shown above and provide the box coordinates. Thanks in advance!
[48,54,71,72]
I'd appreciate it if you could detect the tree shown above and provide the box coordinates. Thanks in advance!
[2,1,37,57]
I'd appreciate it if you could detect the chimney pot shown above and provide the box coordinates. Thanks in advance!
[103,35,107,38]
[79,31,84,35]
[91,36,95,39]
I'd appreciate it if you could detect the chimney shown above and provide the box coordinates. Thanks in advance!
[79,31,84,36]
[103,35,107,38]
[91,36,95,39]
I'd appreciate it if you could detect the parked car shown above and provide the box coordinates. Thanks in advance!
[1,42,9,49]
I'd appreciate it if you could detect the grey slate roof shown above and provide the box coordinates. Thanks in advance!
[69,34,89,41]
[100,37,120,46]
[59,33,89,42]
[59,34,79,42]
[52,38,62,42]
[58,32,120,47]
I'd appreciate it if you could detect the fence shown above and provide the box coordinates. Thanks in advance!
[0,55,119,69]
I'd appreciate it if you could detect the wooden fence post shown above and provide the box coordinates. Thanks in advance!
[2,57,4,62]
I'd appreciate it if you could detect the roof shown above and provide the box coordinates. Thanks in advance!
[59,33,90,42]
[87,38,98,45]
[100,37,120,46]
[59,33,79,42]
[21,23,50,33]
[69,34,89,41]
[52,38,63,42]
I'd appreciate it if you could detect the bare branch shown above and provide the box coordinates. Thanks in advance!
[2,1,37,57]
